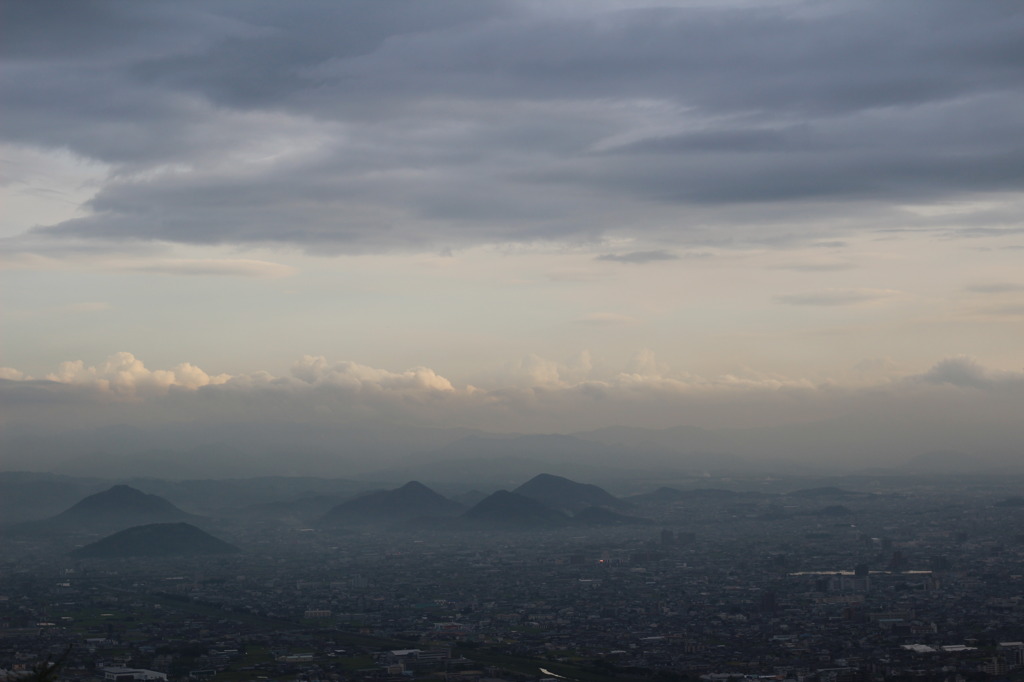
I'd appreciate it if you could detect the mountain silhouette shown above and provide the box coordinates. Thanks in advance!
[0,472,104,525]
[461,490,570,529]
[320,481,463,525]
[513,473,628,514]
[13,484,198,535]
[70,522,237,558]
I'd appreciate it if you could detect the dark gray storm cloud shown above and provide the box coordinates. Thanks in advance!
[5,0,1023,251]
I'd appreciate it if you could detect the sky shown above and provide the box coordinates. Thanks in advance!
[2,1,1024,471]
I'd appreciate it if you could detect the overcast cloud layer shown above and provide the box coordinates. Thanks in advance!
[5,0,1024,251]
[2,1,1023,473]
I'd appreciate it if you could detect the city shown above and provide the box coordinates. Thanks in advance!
[3,472,1024,681]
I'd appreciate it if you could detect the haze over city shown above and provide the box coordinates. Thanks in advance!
[3,1,1023,475]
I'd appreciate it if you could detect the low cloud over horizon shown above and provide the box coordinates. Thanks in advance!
[3,351,1022,474]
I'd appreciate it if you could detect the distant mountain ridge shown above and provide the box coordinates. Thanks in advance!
[458,489,654,529]
[513,473,629,513]
[0,472,109,525]
[321,481,464,526]
[70,522,237,558]
[12,485,198,535]
[315,474,653,530]
[461,490,570,529]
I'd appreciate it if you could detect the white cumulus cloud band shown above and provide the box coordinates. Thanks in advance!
[1,351,1021,414]
[42,352,231,396]
[2,353,1023,469]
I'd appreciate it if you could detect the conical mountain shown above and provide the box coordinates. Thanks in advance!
[461,490,570,529]
[15,485,198,534]
[70,522,237,558]
[321,481,463,525]
[513,473,628,514]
